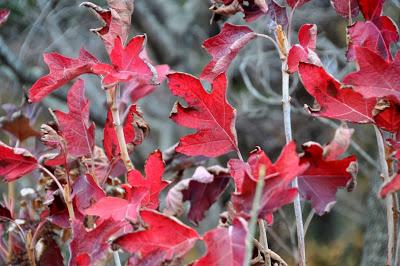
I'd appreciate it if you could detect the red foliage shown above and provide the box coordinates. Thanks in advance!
[167,73,239,157]
[0,141,37,182]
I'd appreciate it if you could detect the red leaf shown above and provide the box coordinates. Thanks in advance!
[85,186,147,222]
[298,141,357,215]
[287,24,321,73]
[165,166,230,224]
[0,9,10,25]
[380,173,400,198]
[103,104,147,161]
[72,174,105,212]
[122,64,170,103]
[81,0,134,53]
[76,253,90,266]
[200,23,257,82]
[69,218,126,266]
[286,0,311,8]
[28,49,99,103]
[114,210,199,264]
[346,0,398,61]
[0,141,37,182]
[358,0,383,21]
[93,36,154,88]
[373,98,400,133]
[193,218,247,266]
[343,47,400,99]
[330,0,359,18]
[324,123,355,160]
[127,150,168,209]
[53,79,95,158]
[230,143,307,223]
[167,73,239,157]
[298,63,376,124]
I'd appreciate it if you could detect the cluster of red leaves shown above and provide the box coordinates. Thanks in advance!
[0,0,398,265]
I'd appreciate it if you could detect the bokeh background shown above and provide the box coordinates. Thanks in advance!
[0,0,399,265]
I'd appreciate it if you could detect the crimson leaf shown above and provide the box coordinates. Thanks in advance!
[167,73,239,157]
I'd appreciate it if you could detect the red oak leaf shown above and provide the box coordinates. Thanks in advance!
[85,186,147,222]
[347,0,398,61]
[193,218,247,266]
[165,166,230,225]
[53,79,95,158]
[298,63,376,124]
[29,49,99,103]
[230,143,307,223]
[200,23,257,82]
[167,73,239,157]
[287,24,321,73]
[114,210,199,265]
[81,0,134,53]
[127,150,168,209]
[69,218,126,266]
[93,36,154,88]
[330,0,359,18]
[298,141,357,215]
[286,0,311,8]
[72,174,105,212]
[103,104,147,162]
[0,141,37,182]
[0,9,10,26]
[343,47,400,99]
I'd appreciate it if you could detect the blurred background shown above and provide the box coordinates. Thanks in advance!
[0,0,399,265]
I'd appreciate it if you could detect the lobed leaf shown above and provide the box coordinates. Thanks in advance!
[167,73,239,157]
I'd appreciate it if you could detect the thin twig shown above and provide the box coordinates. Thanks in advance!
[113,251,122,266]
[106,86,135,175]
[303,209,315,236]
[244,166,266,266]
[38,164,75,220]
[281,54,306,265]
[258,219,271,266]
[374,126,395,266]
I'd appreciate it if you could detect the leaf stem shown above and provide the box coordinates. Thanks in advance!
[374,126,395,265]
[244,166,266,266]
[38,164,75,220]
[106,86,135,177]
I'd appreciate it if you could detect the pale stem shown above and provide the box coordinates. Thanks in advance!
[244,166,266,266]
[282,58,306,265]
[106,86,135,176]
[395,227,400,266]
[374,126,395,266]
[258,219,271,266]
[303,209,315,236]
[113,251,122,266]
